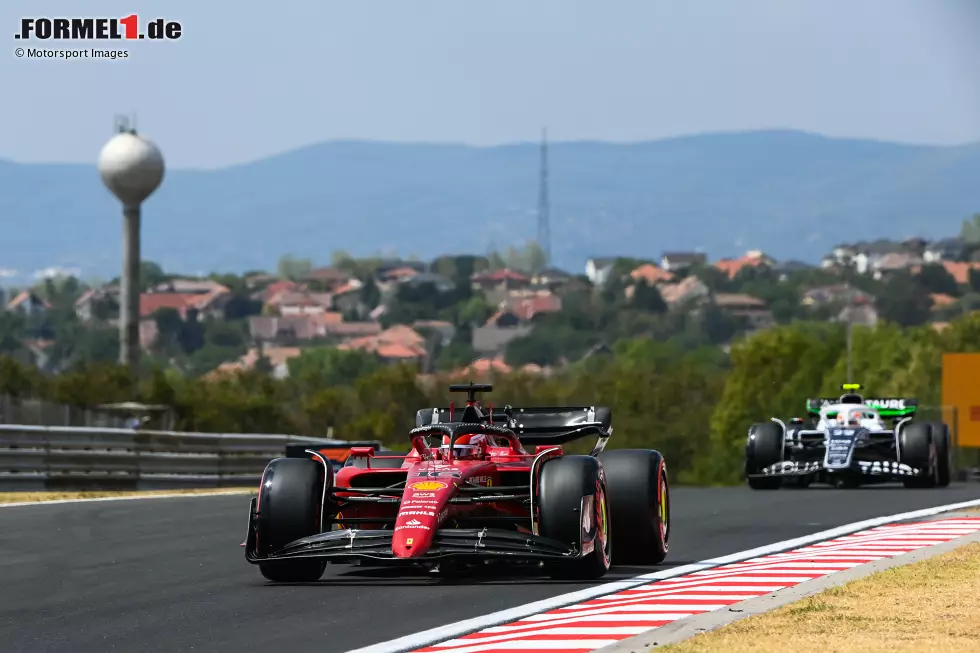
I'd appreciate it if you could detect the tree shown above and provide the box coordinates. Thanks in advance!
[0,312,26,355]
[209,273,247,294]
[222,293,263,320]
[178,313,206,354]
[699,303,738,344]
[140,261,168,290]
[330,250,354,267]
[435,342,477,371]
[876,271,933,327]
[68,327,119,365]
[504,246,524,272]
[917,263,959,297]
[152,308,184,354]
[969,268,980,294]
[287,348,381,389]
[359,277,381,311]
[688,263,731,292]
[456,296,494,327]
[523,241,548,274]
[433,255,490,287]
[487,250,506,270]
[505,325,597,367]
[687,322,845,484]
[960,213,980,244]
[277,255,312,281]
[630,281,667,313]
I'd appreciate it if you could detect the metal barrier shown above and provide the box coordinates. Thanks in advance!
[0,424,334,490]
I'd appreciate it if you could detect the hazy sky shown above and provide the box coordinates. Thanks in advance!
[3,0,980,168]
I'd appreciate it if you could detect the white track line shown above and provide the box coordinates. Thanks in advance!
[413,518,980,653]
[346,497,980,653]
[0,489,254,508]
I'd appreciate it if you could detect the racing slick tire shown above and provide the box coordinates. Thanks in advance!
[899,422,938,489]
[255,457,329,582]
[538,455,612,580]
[745,422,783,490]
[597,449,670,565]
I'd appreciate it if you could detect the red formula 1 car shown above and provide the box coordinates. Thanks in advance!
[244,383,670,582]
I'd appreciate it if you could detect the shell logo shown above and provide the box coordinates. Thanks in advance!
[409,481,448,491]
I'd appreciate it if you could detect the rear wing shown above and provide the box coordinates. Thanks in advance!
[285,440,385,466]
[414,405,612,445]
[805,398,917,418]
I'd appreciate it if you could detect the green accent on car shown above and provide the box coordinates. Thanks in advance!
[877,407,917,417]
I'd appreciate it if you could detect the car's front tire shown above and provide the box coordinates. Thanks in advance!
[538,455,611,580]
[745,422,783,490]
[255,457,328,582]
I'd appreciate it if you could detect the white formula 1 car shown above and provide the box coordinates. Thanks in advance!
[744,384,951,489]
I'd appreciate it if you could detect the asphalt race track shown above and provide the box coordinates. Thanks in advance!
[3,484,980,653]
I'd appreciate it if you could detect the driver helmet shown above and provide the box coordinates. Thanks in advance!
[846,409,862,426]
[440,433,487,460]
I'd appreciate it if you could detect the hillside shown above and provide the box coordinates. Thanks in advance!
[2,129,980,279]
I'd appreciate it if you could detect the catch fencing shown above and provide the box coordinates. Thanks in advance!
[0,424,334,490]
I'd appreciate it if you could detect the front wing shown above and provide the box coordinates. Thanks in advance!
[748,426,925,480]
[749,459,923,478]
[243,499,579,565]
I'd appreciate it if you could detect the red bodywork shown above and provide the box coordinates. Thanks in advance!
[332,431,561,559]
[246,385,613,569]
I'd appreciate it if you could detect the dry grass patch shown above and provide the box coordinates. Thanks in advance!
[0,488,255,504]
[660,541,980,653]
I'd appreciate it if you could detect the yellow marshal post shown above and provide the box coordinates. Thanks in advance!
[942,353,980,448]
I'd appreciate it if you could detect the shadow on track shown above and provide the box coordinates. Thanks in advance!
[772,482,941,491]
[252,561,699,587]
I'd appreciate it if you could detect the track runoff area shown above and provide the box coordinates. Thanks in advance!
[351,498,980,653]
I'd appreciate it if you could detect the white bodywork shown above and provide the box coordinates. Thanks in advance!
[816,403,886,431]
[757,393,922,479]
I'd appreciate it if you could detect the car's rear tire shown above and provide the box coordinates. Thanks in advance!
[597,449,670,565]
[745,422,783,490]
[538,455,611,580]
[900,422,937,489]
[255,457,328,582]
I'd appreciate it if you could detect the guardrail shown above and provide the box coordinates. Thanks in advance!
[2,422,977,491]
[0,424,334,490]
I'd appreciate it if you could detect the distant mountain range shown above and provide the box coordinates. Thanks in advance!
[2,129,979,282]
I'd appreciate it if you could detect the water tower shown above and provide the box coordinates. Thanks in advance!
[97,116,165,379]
